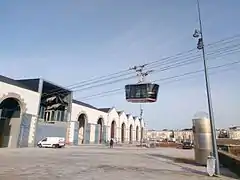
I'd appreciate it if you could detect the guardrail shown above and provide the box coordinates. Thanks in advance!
[218,150,240,177]
[217,144,240,156]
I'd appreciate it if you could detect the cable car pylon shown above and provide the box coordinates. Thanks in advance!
[129,64,153,83]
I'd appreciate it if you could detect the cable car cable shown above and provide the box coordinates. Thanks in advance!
[42,43,240,99]
[79,60,240,101]
[41,35,240,98]
[143,34,240,67]
[70,45,240,93]
[145,43,240,71]
[81,65,238,101]
[77,51,240,100]
[41,36,240,98]
[80,59,240,100]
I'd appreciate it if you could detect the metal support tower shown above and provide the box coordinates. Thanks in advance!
[130,65,153,83]
[139,104,144,144]
[129,65,153,144]
[193,0,220,175]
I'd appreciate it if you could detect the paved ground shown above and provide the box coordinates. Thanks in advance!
[0,145,238,180]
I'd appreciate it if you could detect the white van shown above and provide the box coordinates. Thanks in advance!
[37,137,65,148]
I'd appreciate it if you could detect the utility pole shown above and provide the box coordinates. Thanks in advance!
[139,104,143,146]
[193,0,220,175]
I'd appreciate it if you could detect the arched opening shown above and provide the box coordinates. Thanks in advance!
[136,126,139,142]
[0,98,21,148]
[121,123,125,143]
[129,124,133,143]
[78,114,87,144]
[110,120,116,139]
[141,127,144,141]
[97,118,103,143]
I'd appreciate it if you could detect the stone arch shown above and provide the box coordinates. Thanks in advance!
[110,120,117,139]
[0,93,27,148]
[136,126,139,142]
[129,124,133,143]
[77,113,88,144]
[97,116,104,143]
[0,92,27,113]
[121,122,126,143]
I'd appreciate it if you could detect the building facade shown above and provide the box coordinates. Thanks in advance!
[0,75,145,148]
[229,126,240,140]
[147,129,194,142]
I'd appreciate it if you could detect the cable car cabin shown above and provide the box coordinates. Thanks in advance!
[125,83,159,103]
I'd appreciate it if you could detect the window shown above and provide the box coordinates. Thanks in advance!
[44,111,50,122]
[60,111,65,121]
[39,106,45,119]
[42,138,47,142]
[51,111,55,121]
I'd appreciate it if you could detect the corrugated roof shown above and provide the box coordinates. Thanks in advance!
[0,75,38,92]
[117,111,123,115]
[133,116,138,120]
[98,108,111,113]
[17,78,40,92]
[126,114,131,118]
[72,99,99,110]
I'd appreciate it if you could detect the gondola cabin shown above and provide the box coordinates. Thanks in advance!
[125,83,159,103]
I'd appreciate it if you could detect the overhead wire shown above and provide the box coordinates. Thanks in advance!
[77,44,240,100]
[41,35,240,98]
[142,34,240,68]
[44,44,240,100]
[79,59,240,101]
[145,42,240,71]
[43,43,240,99]
[71,44,240,93]
[44,68,132,94]
[41,34,240,98]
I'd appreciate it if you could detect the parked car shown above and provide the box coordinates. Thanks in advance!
[37,137,65,148]
[182,141,193,149]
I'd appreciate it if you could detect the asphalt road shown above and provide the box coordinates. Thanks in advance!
[0,145,238,180]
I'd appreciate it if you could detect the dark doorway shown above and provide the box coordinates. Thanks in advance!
[136,126,139,142]
[97,118,103,143]
[111,120,116,139]
[78,114,86,144]
[0,98,21,148]
[129,124,133,143]
[141,127,144,141]
[121,123,125,143]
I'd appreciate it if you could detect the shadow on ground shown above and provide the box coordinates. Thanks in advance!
[149,153,202,166]
[96,164,206,178]
[147,153,239,179]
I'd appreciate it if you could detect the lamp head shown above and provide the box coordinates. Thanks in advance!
[193,29,200,38]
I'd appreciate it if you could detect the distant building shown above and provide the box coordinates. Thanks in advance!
[229,126,240,140]
[147,128,193,142]
[147,130,172,141]
[174,129,193,142]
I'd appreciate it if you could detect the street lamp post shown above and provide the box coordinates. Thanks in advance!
[193,0,220,175]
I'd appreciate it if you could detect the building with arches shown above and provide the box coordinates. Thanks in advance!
[127,114,135,143]
[134,116,141,143]
[0,75,40,148]
[118,111,128,143]
[68,100,108,145]
[0,75,146,148]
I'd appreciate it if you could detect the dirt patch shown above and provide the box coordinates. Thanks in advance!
[217,139,240,145]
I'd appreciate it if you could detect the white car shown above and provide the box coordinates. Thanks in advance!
[37,137,65,148]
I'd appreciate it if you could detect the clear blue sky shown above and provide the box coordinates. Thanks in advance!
[1,0,240,129]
